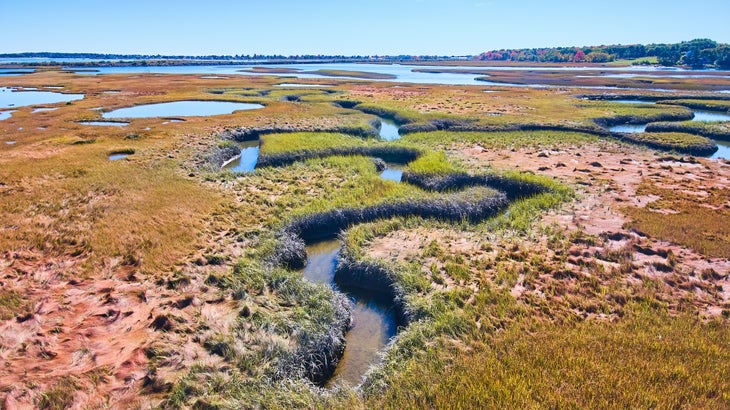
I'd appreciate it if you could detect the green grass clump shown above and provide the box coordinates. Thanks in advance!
[658,99,730,112]
[0,290,27,320]
[406,151,460,174]
[259,132,369,155]
[404,130,599,150]
[646,120,730,141]
[625,182,730,258]
[633,132,713,147]
[620,132,716,155]
[37,376,79,410]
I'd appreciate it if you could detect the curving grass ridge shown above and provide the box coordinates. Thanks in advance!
[615,132,718,156]
[646,121,730,142]
[284,187,508,243]
[257,146,421,168]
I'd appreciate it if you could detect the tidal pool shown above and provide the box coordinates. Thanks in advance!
[221,141,259,172]
[80,121,129,127]
[380,167,403,182]
[0,87,84,109]
[102,100,263,118]
[608,124,647,133]
[379,118,401,141]
[302,240,398,387]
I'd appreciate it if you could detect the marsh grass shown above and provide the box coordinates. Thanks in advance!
[405,151,460,174]
[616,132,717,156]
[368,306,730,409]
[0,290,28,320]
[4,67,730,409]
[646,121,730,141]
[624,182,730,258]
[403,130,599,150]
[37,376,79,410]
[260,132,370,154]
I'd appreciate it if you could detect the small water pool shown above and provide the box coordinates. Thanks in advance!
[0,110,15,121]
[380,167,403,182]
[379,118,401,141]
[108,153,130,161]
[80,121,129,127]
[102,100,263,118]
[0,87,84,109]
[222,141,259,172]
[608,124,648,133]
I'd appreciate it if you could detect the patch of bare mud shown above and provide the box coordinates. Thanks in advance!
[366,142,729,320]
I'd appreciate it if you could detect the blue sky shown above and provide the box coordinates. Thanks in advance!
[4,0,730,55]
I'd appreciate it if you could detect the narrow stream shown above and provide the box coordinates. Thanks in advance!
[301,240,398,387]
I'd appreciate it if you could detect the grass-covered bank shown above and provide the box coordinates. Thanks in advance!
[616,131,718,156]
[367,307,730,409]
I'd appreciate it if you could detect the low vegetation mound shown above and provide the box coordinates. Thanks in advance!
[617,132,717,156]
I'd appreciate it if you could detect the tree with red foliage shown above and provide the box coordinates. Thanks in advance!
[573,49,586,62]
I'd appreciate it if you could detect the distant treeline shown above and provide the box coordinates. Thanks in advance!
[6,40,730,68]
[475,39,730,68]
[0,52,465,64]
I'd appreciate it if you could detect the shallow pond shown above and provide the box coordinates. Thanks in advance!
[303,240,398,387]
[380,167,403,182]
[108,153,130,161]
[221,141,259,172]
[0,110,15,120]
[608,124,647,133]
[0,87,84,109]
[379,118,401,141]
[80,121,129,127]
[692,110,730,122]
[102,100,263,118]
[32,107,58,113]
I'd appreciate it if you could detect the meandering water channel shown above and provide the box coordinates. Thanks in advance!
[608,102,730,159]
[302,240,398,387]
